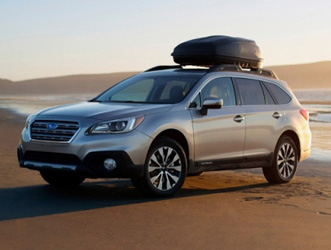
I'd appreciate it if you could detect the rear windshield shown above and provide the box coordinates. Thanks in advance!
[95,74,202,104]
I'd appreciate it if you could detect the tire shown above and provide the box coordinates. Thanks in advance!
[263,136,298,184]
[131,137,187,197]
[40,170,85,188]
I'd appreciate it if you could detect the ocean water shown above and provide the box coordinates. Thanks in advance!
[294,89,331,104]
[293,89,331,123]
[0,90,330,163]
[0,94,96,117]
[1,91,330,123]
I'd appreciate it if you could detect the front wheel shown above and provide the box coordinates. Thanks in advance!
[263,136,298,184]
[131,137,187,197]
[40,170,85,188]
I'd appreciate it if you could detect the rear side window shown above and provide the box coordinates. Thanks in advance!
[235,78,265,105]
[264,82,291,104]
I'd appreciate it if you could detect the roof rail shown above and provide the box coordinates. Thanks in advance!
[252,68,278,79]
[208,64,278,79]
[145,65,182,72]
[208,64,243,72]
[144,64,278,79]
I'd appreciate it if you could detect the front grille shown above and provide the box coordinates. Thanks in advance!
[30,120,80,142]
[24,151,81,165]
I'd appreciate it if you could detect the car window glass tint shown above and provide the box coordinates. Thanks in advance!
[201,77,236,106]
[111,79,154,102]
[236,78,265,105]
[160,81,187,100]
[261,83,276,105]
[190,93,201,108]
[264,82,291,104]
[98,73,203,104]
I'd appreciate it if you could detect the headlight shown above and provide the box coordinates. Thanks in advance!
[88,116,144,134]
[24,114,34,129]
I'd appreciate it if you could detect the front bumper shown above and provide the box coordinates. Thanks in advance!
[19,118,152,178]
[18,145,144,178]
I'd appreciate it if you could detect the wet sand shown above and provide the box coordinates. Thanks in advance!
[0,109,330,249]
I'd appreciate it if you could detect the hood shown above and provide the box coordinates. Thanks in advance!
[37,101,173,120]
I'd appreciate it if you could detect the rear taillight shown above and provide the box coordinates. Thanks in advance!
[300,109,309,121]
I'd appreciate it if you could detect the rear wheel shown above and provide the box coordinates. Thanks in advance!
[40,170,85,188]
[131,137,187,197]
[263,136,298,183]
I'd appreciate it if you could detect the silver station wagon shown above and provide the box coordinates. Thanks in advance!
[18,36,311,197]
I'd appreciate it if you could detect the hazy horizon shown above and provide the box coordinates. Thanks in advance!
[0,60,329,83]
[1,0,331,81]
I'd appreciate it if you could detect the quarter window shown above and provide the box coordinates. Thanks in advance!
[200,77,236,106]
[236,78,265,105]
[190,93,201,108]
[264,82,291,104]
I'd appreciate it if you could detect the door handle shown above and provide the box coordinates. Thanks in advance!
[234,115,245,123]
[272,112,283,119]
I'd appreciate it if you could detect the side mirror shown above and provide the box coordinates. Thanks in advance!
[200,98,223,115]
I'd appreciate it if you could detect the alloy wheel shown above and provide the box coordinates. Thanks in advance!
[277,143,296,178]
[148,146,182,191]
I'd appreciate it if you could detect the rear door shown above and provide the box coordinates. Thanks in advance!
[233,77,285,159]
[190,77,245,165]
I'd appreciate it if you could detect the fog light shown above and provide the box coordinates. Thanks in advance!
[104,158,117,171]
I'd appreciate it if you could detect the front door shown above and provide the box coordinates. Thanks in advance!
[190,77,245,168]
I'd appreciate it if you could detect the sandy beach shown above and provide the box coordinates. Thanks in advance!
[0,105,330,249]
[1,0,331,247]
[1,62,331,249]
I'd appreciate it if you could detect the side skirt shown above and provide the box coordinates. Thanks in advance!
[188,154,273,174]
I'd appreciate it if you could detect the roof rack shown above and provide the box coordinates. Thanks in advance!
[208,64,278,79]
[208,64,243,72]
[144,64,278,79]
[145,65,182,72]
[252,68,278,79]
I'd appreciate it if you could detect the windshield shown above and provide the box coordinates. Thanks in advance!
[95,73,202,104]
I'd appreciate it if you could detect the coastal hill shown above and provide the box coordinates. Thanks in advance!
[0,72,138,95]
[1,61,330,95]
[268,61,331,89]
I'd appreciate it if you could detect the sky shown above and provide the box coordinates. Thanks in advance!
[1,0,330,81]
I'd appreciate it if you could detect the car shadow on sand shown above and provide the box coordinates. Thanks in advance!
[0,179,270,221]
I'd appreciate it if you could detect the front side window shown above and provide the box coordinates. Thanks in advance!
[96,74,202,104]
[200,77,236,106]
[236,78,265,105]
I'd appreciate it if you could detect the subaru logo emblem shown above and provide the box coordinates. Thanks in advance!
[47,123,57,130]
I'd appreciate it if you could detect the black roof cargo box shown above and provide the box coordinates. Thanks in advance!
[171,36,263,69]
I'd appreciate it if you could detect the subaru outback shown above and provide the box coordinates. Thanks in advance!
[17,64,311,196]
